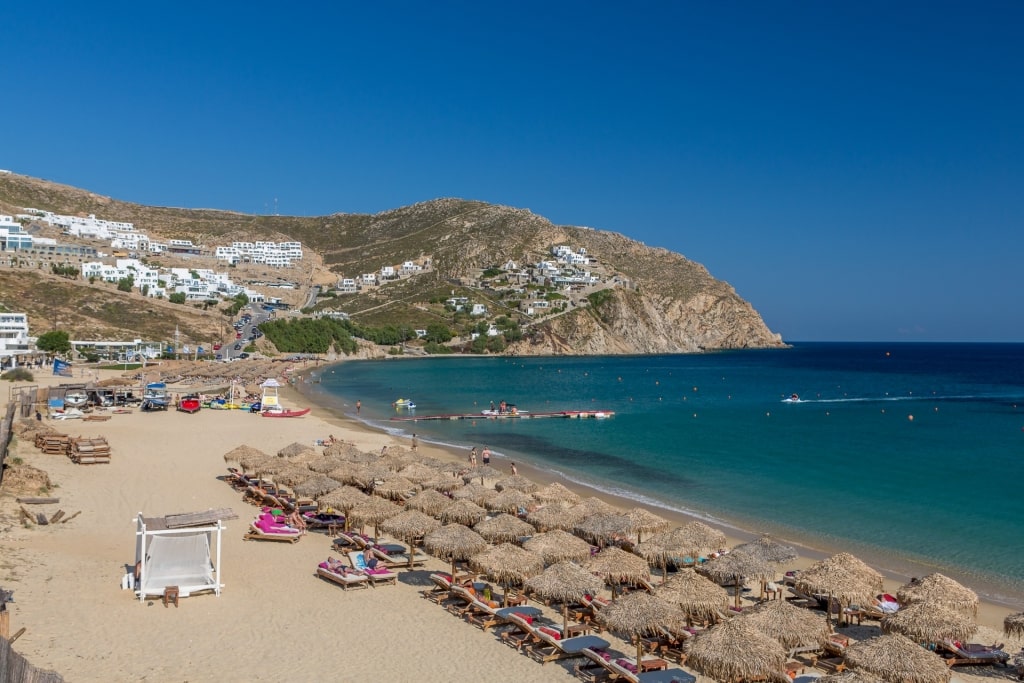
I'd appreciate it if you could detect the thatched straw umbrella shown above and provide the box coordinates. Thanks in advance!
[599,592,688,668]
[326,462,366,487]
[421,475,464,494]
[533,482,580,507]
[586,547,650,597]
[348,463,391,489]
[494,474,537,493]
[463,465,503,485]
[316,485,369,530]
[423,524,488,579]
[635,527,695,584]
[845,633,952,683]
[525,562,604,632]
[382,510,440,568]
[896,573,978,614]
[881,601,977,643]
[485,489,535,514]
[1005,611,1024,637]
[373,475,416,501]
[733,535,798,565]
[222,445,271,469]
[684,618,788,683]
[572,497,619,519]
[292,474,342,499]
[404,489,452,517]
[656,569,729,626]
[698,550,777,607]
[624,507,670,543]
[347,497,403,539]
[277,441,314,458]
[796,552,883,629]
[474,513,535,544]
[677,521,727,559]
[737,599,830,651]
[307,455,347,474]
[574,514,633,549]
[527,505,580,532]
[523,529,593,565]
[439,499,488,527]
[470,543,544,607]
[452,482,496,507]
[817,672,886,683]
[398,462,438,485]
[380,450,416,472]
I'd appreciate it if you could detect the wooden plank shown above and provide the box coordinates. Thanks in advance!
[61,511,81,523]
[15,497,60,505]
[49,510,65,524]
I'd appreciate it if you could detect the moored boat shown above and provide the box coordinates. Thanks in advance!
[177,394,202,414]
[63,391,89,408]
[261,406,311,418]
[393,398,416,408]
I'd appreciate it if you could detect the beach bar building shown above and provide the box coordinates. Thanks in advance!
[134,511,227,602]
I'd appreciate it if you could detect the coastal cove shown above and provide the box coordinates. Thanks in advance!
[298,342,1024,609]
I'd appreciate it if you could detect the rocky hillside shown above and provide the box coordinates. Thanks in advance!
[0,172,784,354]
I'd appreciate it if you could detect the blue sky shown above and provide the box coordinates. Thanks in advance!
[3,2,1022,341]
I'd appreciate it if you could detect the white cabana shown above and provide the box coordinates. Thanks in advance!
[260,378,281,409]
[134,512,226,601]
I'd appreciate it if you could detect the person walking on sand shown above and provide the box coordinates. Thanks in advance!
[356,400,361,414]
[510,462,517,476]
[469,447,477,468]
[411,433,418,452]
[481,446,492,466]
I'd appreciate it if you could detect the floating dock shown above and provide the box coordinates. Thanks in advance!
[390,410,614,422]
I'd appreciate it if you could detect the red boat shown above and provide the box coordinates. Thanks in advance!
[177,395,202,414]
[261,406,310,418]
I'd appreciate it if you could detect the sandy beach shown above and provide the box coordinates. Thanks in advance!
[1,362,1020,682]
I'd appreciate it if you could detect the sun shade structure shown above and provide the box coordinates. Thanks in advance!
[420,475,464,494]
[844,634,952,683]
[372,475,417,501]
[135,512,225,602]
[815,672,886,683]
[423,524,488,578]
[439,499,489,526]
[732,535,798,565]
[586,547,650,597]
[473,513,535,544]
[397,462,438,484]
[880,601,977,643]
[347,497,403,539]
[223,445,272,469]
[895,573,978,614]
[655,569,729,625]
[599,591,689,667]
[737,599,830,650]
[470,543,544,607]
[451,482,497,507]
[277,441,314,458]
[683,617,788,683]
[574,514,632,547]
[698,549,776,607]
[463,465,503,485]
[485,488,535,514]
[677,521,727,558]
[533,482,581,506]
[624,507,670,543]
[523,529,593,565]
[404,489,452,517]
[382,510,440,568]
[292,474,342,498]
[526,505,578,531]
[525,561,603,631]
[494,474,538,493]
[317,485,369,529]
[1005,611,1024,637]
[796,552,883,629]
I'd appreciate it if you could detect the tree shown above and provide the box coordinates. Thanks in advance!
[141,284,150,296]
[37,330,71,355]
[424,323,453,343]
[169,292,187,304]
[117,276,134,292]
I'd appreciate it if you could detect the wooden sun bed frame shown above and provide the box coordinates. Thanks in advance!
[316,566,369,590]
[243,523,301,543]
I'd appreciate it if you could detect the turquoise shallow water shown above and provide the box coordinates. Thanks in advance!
[304,343,1024,604]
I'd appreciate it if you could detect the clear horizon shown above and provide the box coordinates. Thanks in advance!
[3,2,1021,342]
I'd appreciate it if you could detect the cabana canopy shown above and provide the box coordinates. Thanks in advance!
[135,512,225,601]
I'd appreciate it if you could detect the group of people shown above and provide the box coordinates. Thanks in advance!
[468,446,492,467]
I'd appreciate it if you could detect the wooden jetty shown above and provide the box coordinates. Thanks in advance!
[390,409,614,422]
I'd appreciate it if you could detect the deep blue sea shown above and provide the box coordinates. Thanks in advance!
[301,343,1024,604]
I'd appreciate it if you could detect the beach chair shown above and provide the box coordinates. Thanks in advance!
[347,551,399,586]
[526,630,611,665]
[243,521,301,543]
[499,612,543,651]
[370,545,427,569]
[442,584,480,616]
[422,572,454,603]
[581,648,695,683]
[316,564,370,590]
[939,640,1010,668]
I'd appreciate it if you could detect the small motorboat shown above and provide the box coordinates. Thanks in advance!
[782,393,802,403]
[261,405,311,418]
[393,398,416,409]
[177,395,202,414]
[63,391,89,408]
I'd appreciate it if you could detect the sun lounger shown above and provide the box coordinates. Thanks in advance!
[939,640,1010,667]
[422,572,454,603]
[347,551,398,586]
[243,521,301,543]
[526,631,611,665]
[316,565,370,590]
[499,612,545,650]
[581,648,695,683]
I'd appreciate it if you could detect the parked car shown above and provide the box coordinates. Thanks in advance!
[213,343,222,350]
[234,343,242,350]
[239,352,250,359]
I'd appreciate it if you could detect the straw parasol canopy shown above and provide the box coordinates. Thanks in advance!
[732,535,798,565]
[572,497,619,519]
[526,505,579,532]
[656,570,730,625]
[599,591,688,667]
[421,475,464,494]
[698,550,777,607]
[252,457,300,478]
[586,547,650,596]
[624,507,670,543]
[684,618,788,683]
[423,524,488,578]
[816,673,886,683]
[398,462,438,484]
[463,465,503,484]
[439,499,489,526]
[277,441,314,458]
[533,482,580,506]
[381,510,441,568]
[881,601,977,643]
[737,599,830,650]
[292,474,342,498]
[523,529,594,565]
[896,573,978,614]
[845,634,952,683]
[574,514,633,548]
[1005,611,1024,637]
[635,527,699,584]
[470,543,545,606]
[347,497,403,538]
[317,485,369,528]
[373,475,417,501]
[348,463,391,489]
[525,561,604,631]
[452,482,496,507]
[404,489,452,517]
[796,552,883,628]
[474,513,535,544]
[307,455,346,474]
[224,445,272,471]
[494,474,537,493]
[380,450,416,471]
[677,521,727,558]
[485,488,535,514]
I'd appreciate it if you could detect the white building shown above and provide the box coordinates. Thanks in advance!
[0,313,33,367]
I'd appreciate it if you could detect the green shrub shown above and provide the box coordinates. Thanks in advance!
[1,368,33,381]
